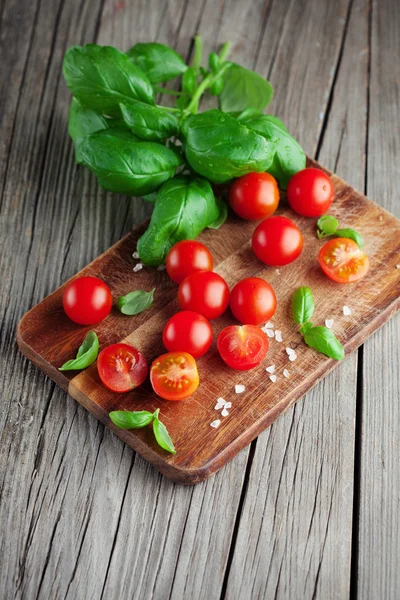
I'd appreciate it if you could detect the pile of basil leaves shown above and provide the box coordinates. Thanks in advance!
[63,39,306,266]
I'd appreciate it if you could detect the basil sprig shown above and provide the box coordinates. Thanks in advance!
[117,288,155,315]
[291,287,344,360]
[109,408,176,454]
[317,215,364,248]
[59,331,99,371]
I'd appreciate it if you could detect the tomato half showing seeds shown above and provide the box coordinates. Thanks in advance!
[178,271,230,320]
[229,172,280,221]
[252,216,304,266]
[287,167,334,217]
[217,325,269,371]
[230,277,277,325]
[150,352,199,401]
[63,276,112,325]
[97,343,148,393]
[318,237,369,283]
[163,311,213,358]
[166,240,214,284]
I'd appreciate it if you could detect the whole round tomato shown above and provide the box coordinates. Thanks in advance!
[150,351,199,400]
[178,271,230,320]
[97,343,148,392]
[287,167,334,217]
[318,237,369,283]
[163,311,213,358]
[252,216,304,266]
[229,172,279,220]
[63,276,112,325]
[217,325,269,370]
[166,240,213,284]
[230,277,276,325]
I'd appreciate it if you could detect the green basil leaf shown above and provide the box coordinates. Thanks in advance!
[153,417,176,454]
[181,67,197,95]
[336,228,364,248]
[63,44,154,116]
[59,331,99,371]
[220,63,273,113]
[142,191,157,203]
[138,175,221,265]
[78,129,183,195]
[117,288,155,315]
[181,109,276,184]
[292,287,315,325]
[317,215,339,238]
[303,326,345,360]
[207,198,228,229]
[127,42,187,84]
[120,102,179,142]
[237,111,305,189]
[299,321,313,335]
[109,410,154,429]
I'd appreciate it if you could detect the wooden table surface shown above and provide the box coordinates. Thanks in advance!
[1,0,399,598]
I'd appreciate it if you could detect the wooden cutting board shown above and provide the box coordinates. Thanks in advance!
[17,160,400,484]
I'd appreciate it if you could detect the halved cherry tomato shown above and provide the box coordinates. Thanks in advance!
[229,172,279,220]
[252,216,304,266]
[150,351,199,400]
[166,240,213,284]
[230,277,276,325]
[287,168,334,217]
[63,276,112,325]
[178,271,230,320]
[163,311,213,358]
[97,343,148,392]
[318,237,369,283]
[217,325,269,370]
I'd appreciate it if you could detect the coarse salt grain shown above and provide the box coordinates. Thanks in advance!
[210,420,221,428]
[288,353,297,362]
[221,408,229,417]
[286,347,296,356]
[269,374,277,383]
[133,263,143,272]
[235,384,245,394]
[266,365,275,374]
[283,369,290,378]
[224,402,232,409]
[343,305,352,316]
[325,319,334,329]
[275,269,281,275]
[396,265,400,269]
[215,398,226,410]
[266,329,275,338]
[275,330,283,342]
[132,251,139,259]
[265,322,274,329]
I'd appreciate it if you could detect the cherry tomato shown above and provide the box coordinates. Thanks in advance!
[252,216,304,266]
[229,172,279,220]
[230,277,276,325]
[287,167,334,217]
[166,240,214,284]
[150,351,199,401]
[63,276,112,325]
[217,325,269,370]
[178,271,230,320]
[163,311,213,358]
[318,237,369,283]
[97,343,148,392]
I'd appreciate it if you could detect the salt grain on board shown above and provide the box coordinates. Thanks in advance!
[133,263,143,272]
[275,330,283,342]
[325,319,334,329]
[283,369,290,378]
[221,408,229,417]
[266,329,275,338]
[343,305,352,316]
[210,420,221,428]
[288,353,297,362]
[265,322,274,329]
[269,374,277,383]
[266,365,275,374]
[224,402,232,409]
[235,384,245,394]
[396,265,400,269]
[132,251,139,259]
[286,347,296,356]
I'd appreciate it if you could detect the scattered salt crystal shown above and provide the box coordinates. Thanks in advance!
[265,322,274,329]
[343,305,352,316]
[210,420,221,428]
[396,265,400,269]
[157,264,166,270]
[266,329,275,338]
[288,353,297,362]
[221,408,229,417]
[325,319,334,329]
[133,263,143,272]
[132,251,139,259]
[269,374,277,383]
[215,397,226,410]
[224,402,232,409]
[266,365,275,374]
[275,330,283,342]
[235,384,245,394]
[286,347,296,356]
[216,397,226,405]
[275,269,281,275]
[283,369,290,378]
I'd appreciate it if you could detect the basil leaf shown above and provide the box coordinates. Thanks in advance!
[63,44,154,116]
[137,175,222,266]
[59,331,99,371]
[117,288,155,315]
[208,198,228,229]
[220,63,273,113]
[292,287,315,325]
[109,410,154,429]
[237,111,305,189]
[299,321,313,335]
[317,215,338,238]
[303,326,345,360]
[181,109,276,184]
[120,102,179,142]
[127,42,187,84]
[153,417,176,454]
[78,129,183,195]
[336,228,364,248]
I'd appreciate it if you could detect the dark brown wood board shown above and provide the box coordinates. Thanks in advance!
[16,160,400,484]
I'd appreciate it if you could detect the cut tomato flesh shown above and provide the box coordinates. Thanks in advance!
[318,237,369,283]
[150,351,199,401]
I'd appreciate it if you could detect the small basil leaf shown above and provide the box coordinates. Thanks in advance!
[59,331,99,371]
[142,191,157,203]
[207,198,228,229]
[317,215,339,237]
[303,326,345,360]
[292,287,315,325]
[220,63,273,113]
[127,42,187,84]
[336,228,364,248]
[109,410,154,429]
[120,102,179,142]
[153,417,176,454]
[181,67,197,95]
[117,289,155,316]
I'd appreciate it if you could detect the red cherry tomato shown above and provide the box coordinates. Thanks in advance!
[229,172,279,220]
[287,167,334,217]
[97,343,148,392]
[217,325,269,370]
[252,216,304,266]
[163,311,213,358]
[63,276,112,325]
[318,237,369,283]
[166,240,214,284]
[178,271,230,320]
[230,277,276,325]
[150,351,199,400]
